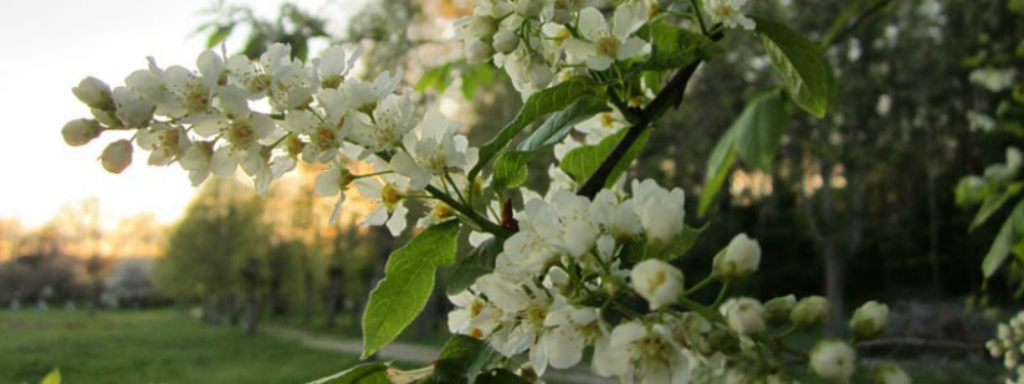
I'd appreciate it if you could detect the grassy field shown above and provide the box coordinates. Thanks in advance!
[0,309,1006,383]
[0,309,357,384]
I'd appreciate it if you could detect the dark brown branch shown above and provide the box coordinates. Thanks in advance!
[576,60,703,198]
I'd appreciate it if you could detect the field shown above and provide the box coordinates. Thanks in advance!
[0,308,1007,384]
[0,309,356,384]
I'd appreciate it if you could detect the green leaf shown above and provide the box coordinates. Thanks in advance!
[306,363,389,384]
[491,152,533,192]
[560,127,650,187]
[362,221,460,358]
[658,223,710,261]
[416,61,459,94]
[641,19,714,70]
[754,17,836,118]
[698,127,738,217]
[460,63,496,100]
[470,77,607,180]
[733,90,789,171]
[430,335,497,384]
[447,238,504,295]
[971,182,1024,231]
[206,24,234,49]
[517,97,610,152]
[623,224,708,262]
[40,369,60,384]
[983,200,1024,279]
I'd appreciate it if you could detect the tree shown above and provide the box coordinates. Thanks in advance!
[153,178,271,332]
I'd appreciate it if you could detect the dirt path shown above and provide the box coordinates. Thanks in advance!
[262,325,612,384]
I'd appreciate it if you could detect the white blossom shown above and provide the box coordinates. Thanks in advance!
[712,233,761,281]
[809,340,856,383]
[390,109,477,190]
[719,297,766,336]
[630,259,684,310]
[563,4,650,71]
[315,161,354,224]
[632,179,686,247]
[705,0,756,30]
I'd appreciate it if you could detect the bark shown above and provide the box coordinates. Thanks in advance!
[243,292,260,334]
[324,266,344,327]
[227,295,241,326]
[823,238,845,335]
[925,124,943,294]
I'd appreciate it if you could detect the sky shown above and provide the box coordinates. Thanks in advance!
[0,0,361,230]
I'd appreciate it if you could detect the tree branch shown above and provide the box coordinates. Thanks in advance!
[576,60,704,198]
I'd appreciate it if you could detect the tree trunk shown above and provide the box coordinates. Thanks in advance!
[324,266,344,327]
[925,124,943,295]
[243,292,260,334]
[227,295,241,326]
[304,266,315,325]
[824,238,845,336]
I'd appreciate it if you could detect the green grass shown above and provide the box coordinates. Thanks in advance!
[269,311,451,348]
[0,309,358,384]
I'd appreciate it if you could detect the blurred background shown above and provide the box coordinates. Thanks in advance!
[0,0,1020,383]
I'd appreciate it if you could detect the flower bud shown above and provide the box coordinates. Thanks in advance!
[849,301,889,340]
[791,296,830,330]
[809,339,856,383]
[528,61,552,88]
[73,77,114,110]
[100,140,133,174]
[869,364,911,384]
[492,30,519,54]
[764,294,796,327]
[465,39,494,64]
[712,233,761,281]
[630,259,684,310]
[515,0,543,19]
[62,119,103,147]
[453,16,497,40]
[719,297,766,336]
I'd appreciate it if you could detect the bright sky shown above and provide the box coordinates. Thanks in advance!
[0,0,361,230]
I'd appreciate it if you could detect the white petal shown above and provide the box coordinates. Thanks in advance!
[612,1,648,40]
[617,38,649,60]
[210,146,244,176]
[354,178,383,199]
[610,321,646,347]
[586,56,614,71]
[315,169,341,196]
[387,203,409,236]
[578,8,609,41]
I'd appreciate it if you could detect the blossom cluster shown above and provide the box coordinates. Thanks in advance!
[453,0,753,97]
[63,44,478,235]
[454,0,648,97]
[988,311,1024,384]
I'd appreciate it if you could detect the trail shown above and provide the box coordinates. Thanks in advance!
[262,325,612,384]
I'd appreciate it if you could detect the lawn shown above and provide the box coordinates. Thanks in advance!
[0,309,358,384]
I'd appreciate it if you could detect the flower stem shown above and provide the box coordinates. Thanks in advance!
[712,281,730,307]
[683,275,715,296]
[425,185,509,236]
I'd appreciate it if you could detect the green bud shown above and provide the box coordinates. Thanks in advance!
[869,364,911,384]
[764,294,797,327]
[849,301,889,340]
[791,296,830,330]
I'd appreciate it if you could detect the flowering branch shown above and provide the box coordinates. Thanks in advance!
[576,59,704,198]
